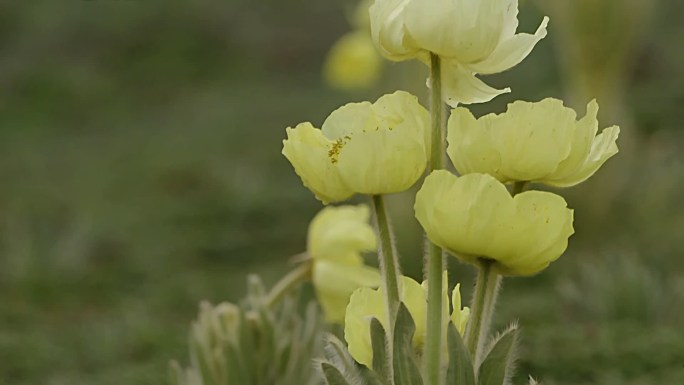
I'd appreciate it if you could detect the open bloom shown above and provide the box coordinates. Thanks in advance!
[344,274,469,367]
[447,98,620,187]
[415,171,574,276]
[282,91,429,203]
[308,205,381,323]
[370,0,548,105]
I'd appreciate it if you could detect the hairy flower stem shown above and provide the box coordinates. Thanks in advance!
[265,262,312,308]
[464,259,501,363]
[465,258,501,365]
[371,194,402,331]
[463,183,528,361]
[425,53,446,385]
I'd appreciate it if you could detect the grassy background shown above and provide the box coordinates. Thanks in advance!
[0,1,683,384]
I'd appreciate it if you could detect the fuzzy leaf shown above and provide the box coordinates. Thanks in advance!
[325,334,357,374]
[392,303,424,385]
[446,322,476,385]
[359,365,387,385]
[321,362,353,385]
[370,317,390,380]
[478,324,519,385]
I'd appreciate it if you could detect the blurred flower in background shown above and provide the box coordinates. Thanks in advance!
[323,0,383,91]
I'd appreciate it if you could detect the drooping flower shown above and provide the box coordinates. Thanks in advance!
[323,31,382,91]
[308,205,381,323]
[369,0,549,106]
[344,274,470,367]
[282,91,430,203]
[414,171,574,276]
[447,98,620,187]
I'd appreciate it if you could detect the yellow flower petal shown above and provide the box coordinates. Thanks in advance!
[345,274,468,367]
[284,92,429,202]
[404,0,503,62]
[495,191,575,275]
[447,106,502,178]
[345,286,385,367]
[306,205,380,323]
[450,284,470,335]
[440,62,511,106]
[415,171,574,276]
[282,123,354,203]
[323,91,429,194]
[313,261,381,323]
[447,98,619,186]
[307,205,376,263]
[465,17,549,75]
[369,0,416,61]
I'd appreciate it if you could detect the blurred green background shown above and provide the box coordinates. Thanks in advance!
[0,1,683,384]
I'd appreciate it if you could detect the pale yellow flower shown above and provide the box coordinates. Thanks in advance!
[447,98,620,187]
[415,171,574,276]
[282,91,429,203]
[323,31,382,91]
[344,274,469,367]
[369,0,548,105]
[308,205,380,323]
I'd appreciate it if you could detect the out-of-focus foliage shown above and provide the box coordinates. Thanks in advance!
[0,0,682,384]
[170,276,323,385]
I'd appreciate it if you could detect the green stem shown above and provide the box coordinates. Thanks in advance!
[425,53,447,385]
[464,259,501,363]
[265,262,312,308]
[512,181,529,196]
[371,194,402,329]
[429,54,445,171]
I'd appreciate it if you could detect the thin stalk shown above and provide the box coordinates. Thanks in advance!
[512,181,529,196]
[265,262,312,308]
[371,194,402,328]
[425,53,447,385]
[464,259,502,363]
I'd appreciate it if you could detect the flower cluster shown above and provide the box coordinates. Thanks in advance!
[280,0,620,381]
